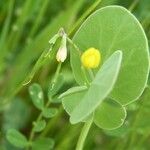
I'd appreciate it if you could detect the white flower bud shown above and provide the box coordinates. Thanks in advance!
[56,46,67,62]
[56,34,67,62]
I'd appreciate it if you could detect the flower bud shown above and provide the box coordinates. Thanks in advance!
[56,34,67,62]
[81,47,101,68]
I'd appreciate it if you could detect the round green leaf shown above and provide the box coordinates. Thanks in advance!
[42,108,58,118]
[70,51,122,124]
[94,99,126,130]
[29,83,44,110]
[32,137,54,150]
[71,6,149,105]
[104,123,129,137]
[48,74,64,99]
[6,129,28,148]
[33,120,46,132]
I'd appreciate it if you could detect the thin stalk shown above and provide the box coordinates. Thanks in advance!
[87,69,95,80]
[39,106,63,137]
[68,0,102,35]
[52,63,62,85]
[0,0,14,50]
[75,118,93,150]
[27,62,62,149]
[27,99,51,150]
[0,0,15,69]
[28,0,50,38]
[6,0,34,51]
[81,66,91,86]
[128,0,140,12]
[27,111,43,148]
[67,37,81,55]
[56,124,81,150]
[27,101,50,149]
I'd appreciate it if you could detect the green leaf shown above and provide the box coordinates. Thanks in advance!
[29,83,44,110]
[6,129,28,148]
[59,86,87,99]
[104,123,129,137]
[2,98,30,131]
[49,33,59,45]
[32,137,54,150]
[94,98,126,130]
[62,90,93,122]
[70,51,122,124]
[62,90,87,115]
[48,74,64,98]
[71,6,149,105]
[33,120,46,132]
[42,108,58,118]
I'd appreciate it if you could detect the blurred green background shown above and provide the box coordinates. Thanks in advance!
[0,0,150,149]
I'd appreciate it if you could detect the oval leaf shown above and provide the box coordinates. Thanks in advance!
[29,83,44,110]
[94,98,126,130]
[48,74,64,99]
[6,129,28,148]
[59,86,87,99]
[32,137,54,150]
[71,6,149,105]
[42,108,58,118]
[70,51,122,124]
[33,120,46,132]
[62,90,86,115]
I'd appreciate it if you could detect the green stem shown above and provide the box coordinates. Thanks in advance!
[56,124,81,150]
[87,69,95,80]
[27,100,51,150]
[27,63,62,149]
[76,118,93,150]
[81,66,90,86]
[128,0,139,12]
[27,112,43,149]
[39,106,63,137]
[52,63,62,84]
[28,0,50,38]
[68,0,102,36]
[67,37,81,55]
[0,0,14,51]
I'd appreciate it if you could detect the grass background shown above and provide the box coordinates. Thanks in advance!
[0,0,150,149]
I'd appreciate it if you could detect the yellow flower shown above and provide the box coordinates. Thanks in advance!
[81,47,101,68]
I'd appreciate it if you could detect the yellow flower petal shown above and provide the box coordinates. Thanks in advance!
[81,47,101,68]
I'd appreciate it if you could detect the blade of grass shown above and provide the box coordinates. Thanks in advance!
[5,0,35,51]
[68,0,102,36]
[128,0,140,12]
[28,0,50,38]
[0,0,15,70]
